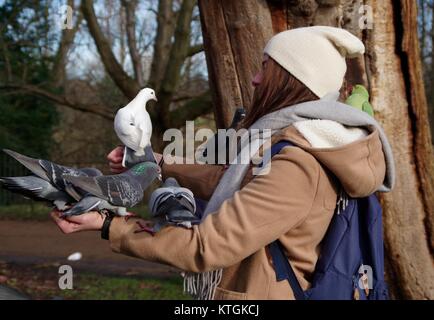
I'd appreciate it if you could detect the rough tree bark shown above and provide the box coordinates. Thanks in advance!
[430,0,434,139]
[199,0,434,299]
[365,0,434,299]
[198,0,274,128]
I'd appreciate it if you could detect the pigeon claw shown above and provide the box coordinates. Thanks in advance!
[134,220,156,236]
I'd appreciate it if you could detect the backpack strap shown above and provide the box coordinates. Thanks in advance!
[265,140,306,300]
[268,240,305,300]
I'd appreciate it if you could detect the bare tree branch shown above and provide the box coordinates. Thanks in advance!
[81,0,140,99]
[172,91,206,102]
[0,84,115,120]
[120,0,144,86]
[158,0,196,128]
[186,43,204,57]
[0,35,12,81]
[53,0,83,87]
[148,0,177,91]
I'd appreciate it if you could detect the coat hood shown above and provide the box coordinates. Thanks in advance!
[273,122,387,198]
[252,92,395,194]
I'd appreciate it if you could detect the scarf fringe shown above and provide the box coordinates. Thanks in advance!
[182,269,223,300]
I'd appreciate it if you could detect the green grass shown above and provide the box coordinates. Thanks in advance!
[0,204,151,221]
[1,262,191,300]
[0,203,52,220]
[58,274,191,300]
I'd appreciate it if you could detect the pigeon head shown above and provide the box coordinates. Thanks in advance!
[139,87,158,103]
[130,161,161,179]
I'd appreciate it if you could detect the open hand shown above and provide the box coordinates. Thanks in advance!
[50,209,105,234]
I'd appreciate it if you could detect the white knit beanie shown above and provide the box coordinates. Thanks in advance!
[264,26,365,98]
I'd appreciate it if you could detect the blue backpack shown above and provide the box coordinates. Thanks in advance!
[267,141,389,300]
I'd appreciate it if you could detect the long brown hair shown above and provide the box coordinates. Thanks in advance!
[241,57,319,128]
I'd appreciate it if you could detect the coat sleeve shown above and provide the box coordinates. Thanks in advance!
[162,161,226,201]
[109,147,320,273]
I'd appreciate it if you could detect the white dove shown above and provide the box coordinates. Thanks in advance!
[114,88,157,159]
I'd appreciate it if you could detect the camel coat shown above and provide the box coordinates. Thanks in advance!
[108,125,386,299]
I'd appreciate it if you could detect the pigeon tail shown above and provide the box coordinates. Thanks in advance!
[2,149,49,181]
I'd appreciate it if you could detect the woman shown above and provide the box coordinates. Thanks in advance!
[51,26,394,300]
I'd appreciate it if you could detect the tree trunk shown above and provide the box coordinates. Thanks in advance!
[199,0,434,299]
[198,0,274,128]
[430,0,434,140]
[365,0,434,299]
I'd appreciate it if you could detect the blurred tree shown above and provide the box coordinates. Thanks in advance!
[80,0,210,149]
[199,0,434,299]
[0,0,58,157]
[0,0,211,152]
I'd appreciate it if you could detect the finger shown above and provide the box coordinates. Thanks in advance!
[109,165,127,174]
[110,168,126,174]
[107,146,124,161]
[51,214,78,234]
[109,162,124,169]
[109,154,124,162]
[107,150,117,162]
[50,210,63,223]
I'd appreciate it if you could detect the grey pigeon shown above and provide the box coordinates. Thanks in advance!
[3,149,102,201]
[2,149,103,211]
[62,195,127,217]
[0,175,73,210]
[38,159,102,201]
[63,162,161,216]
[149,177,199,231]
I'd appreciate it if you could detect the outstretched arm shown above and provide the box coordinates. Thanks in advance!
[108,147,320,272]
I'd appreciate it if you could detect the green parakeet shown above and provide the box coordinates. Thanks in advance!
[345,84,375,117]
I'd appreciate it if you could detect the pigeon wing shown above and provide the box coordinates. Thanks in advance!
[80,168,103,177]
[62,196,102,217]
[39,160,99,192]
[3,149,49,181]
[93,175,143,207]
[63,175,108,201]
[0,176,72,203]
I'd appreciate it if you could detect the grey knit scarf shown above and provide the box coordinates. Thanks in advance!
[183,93,395,300]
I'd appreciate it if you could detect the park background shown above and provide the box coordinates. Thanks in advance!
[0,0,433,299]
